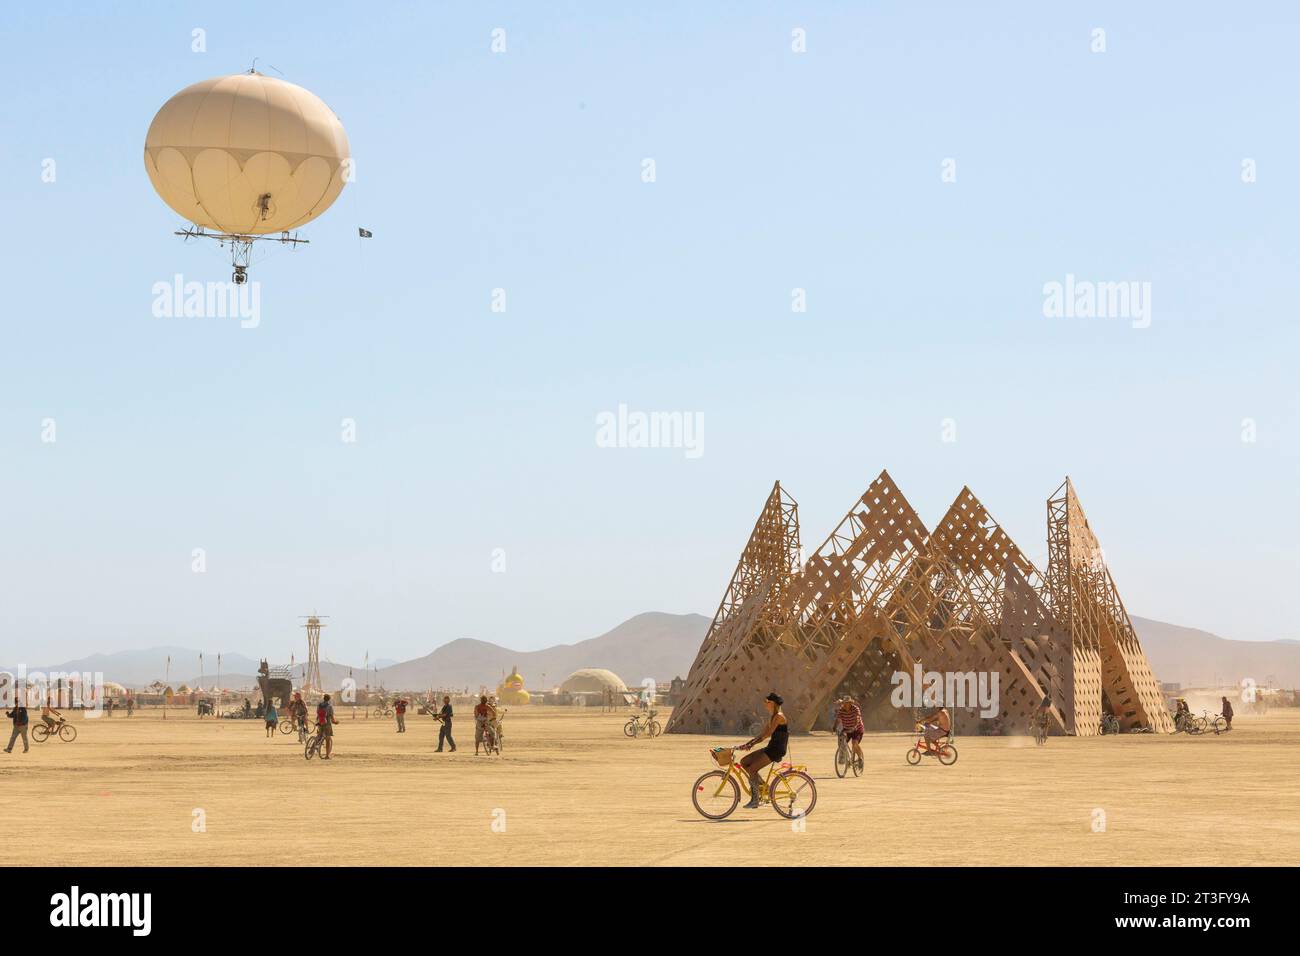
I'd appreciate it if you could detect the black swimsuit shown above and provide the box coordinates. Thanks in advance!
[764,719,789,761]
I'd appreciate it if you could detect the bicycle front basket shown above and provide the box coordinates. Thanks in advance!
[711,747,733,768]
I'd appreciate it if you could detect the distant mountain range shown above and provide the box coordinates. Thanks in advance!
[370,612,707,691]
[9,612,1299,692]
[1128,616,1299,688]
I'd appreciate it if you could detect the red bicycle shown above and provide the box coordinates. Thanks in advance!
[905,726,957,766]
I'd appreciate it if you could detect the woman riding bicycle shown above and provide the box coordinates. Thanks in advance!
[736,692,788,808]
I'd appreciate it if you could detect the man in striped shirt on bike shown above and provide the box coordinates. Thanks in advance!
[832,697,865,766]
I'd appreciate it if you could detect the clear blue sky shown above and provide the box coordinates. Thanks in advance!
[2,1,1297,666]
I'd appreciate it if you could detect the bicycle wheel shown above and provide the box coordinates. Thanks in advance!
[648,721,661,738]
[834,744,849,778]
[1210,716,1226,734]
[279,719,294,735]
[31,724,50,743]
[623,720,637,738]
[938,743,958,766]
[769,770,817,820]
[852,752,864,777]
[906,747,921,765]
[691,771,740,820]
[59,723,78,742]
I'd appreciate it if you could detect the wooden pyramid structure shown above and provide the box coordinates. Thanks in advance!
[666,473,1172,736]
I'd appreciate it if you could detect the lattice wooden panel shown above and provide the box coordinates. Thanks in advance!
[1046,479,1172,733]
[667,482,802,734]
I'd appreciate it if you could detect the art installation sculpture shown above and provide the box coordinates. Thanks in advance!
[667,473,1173,737]
[256,659,295,712]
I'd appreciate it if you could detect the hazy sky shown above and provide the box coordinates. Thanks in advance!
[2,1,1297,666]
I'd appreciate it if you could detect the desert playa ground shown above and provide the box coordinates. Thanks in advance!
[2,706,1296,866]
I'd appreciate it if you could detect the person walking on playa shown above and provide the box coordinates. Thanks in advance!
[1221,695,1234,730]
[264,700,278,738]
[5,701,30,754]
[290,692,309,741]
[394,697,407,733]
[435,695,456,752]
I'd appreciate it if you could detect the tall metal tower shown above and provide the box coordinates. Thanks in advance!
[300,614,329,693]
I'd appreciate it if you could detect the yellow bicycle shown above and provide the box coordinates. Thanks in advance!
[691,746,817,820]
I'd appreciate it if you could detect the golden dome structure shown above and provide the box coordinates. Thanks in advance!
[496,665,531,705]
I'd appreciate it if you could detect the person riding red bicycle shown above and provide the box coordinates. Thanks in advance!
[917,704,951,753]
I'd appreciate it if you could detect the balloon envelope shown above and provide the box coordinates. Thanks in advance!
[144,72,350,236]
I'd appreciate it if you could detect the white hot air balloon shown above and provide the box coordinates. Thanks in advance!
[144,69,351,283]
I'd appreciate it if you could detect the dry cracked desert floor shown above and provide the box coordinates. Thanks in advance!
[3,706,1296,866]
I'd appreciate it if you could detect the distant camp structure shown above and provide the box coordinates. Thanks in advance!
[560,668,631,706]
[497,666,531,705]
[667,473,1174,738]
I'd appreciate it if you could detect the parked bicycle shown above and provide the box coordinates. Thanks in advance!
[1172,710,1202,734]
[691,746,817,820]
[1099,714,1121,735]
[1196,710,1226,735]
[623,710,662,738]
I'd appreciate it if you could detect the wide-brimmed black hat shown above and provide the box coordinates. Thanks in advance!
[766,692,784,706]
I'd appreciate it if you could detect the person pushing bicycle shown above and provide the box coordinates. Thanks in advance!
[315,694,337,759]
[474,694,497,755]
[832,696,864,766]
[736,692,788,809]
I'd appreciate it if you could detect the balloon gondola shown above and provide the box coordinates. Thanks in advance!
[144,69,350,283]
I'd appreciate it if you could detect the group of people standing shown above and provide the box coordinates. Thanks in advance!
[393,693,502,756]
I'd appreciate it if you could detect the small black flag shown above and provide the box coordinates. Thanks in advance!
[358,227,373,238]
